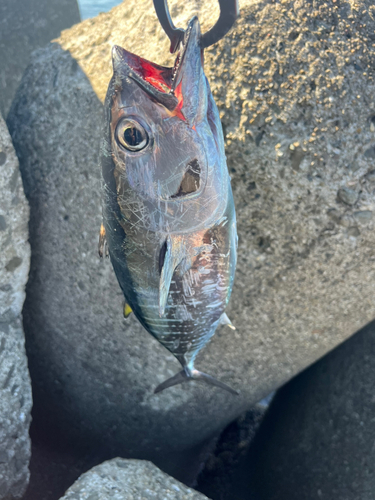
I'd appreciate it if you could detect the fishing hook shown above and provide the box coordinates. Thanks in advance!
[153,0,240,53]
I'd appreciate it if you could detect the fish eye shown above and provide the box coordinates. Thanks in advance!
[115,118,148,152]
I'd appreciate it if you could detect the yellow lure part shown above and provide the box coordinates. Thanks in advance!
[123,303,133,319]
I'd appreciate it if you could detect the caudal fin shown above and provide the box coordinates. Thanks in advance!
[154,367,238,395]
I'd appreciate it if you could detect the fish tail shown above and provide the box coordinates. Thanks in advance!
[154,369,190,393]
[154,367,238,395]
[190,369,239,395]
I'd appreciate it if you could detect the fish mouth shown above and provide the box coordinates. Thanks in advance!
[112,17,200,115]
[170,18,196,92]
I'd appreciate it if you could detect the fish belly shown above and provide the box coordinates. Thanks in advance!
[106,194,237,368]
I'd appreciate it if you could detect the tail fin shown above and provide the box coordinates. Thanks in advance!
[154,367,238,395]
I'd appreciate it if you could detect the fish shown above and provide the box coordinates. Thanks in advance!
[100,16,238,395]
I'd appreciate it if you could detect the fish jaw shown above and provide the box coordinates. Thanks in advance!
[111,16,206,127]
[170,16,207,126]
[111,45,178,112]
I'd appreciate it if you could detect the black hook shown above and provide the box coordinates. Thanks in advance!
[153,0,240,54]
[153,0,185,54]
[201,0,240,49]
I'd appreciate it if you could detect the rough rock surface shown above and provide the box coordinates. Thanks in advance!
[0,115,32,498]
[229,320,375,500]
[0,0,80,118]
[60,459,209,500]
[6,0,375,481]
[197,406,266,500]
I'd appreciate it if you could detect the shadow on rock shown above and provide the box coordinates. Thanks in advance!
[229,319,375,500]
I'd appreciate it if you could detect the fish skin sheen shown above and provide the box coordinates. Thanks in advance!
[100,17,238,395]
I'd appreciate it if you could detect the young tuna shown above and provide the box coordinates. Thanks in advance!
[100,16,238,394]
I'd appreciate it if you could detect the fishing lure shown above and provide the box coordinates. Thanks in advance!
[100,0,239,394]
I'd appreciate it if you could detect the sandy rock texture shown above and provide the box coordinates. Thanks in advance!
[0,115,32,498]
[59,459,210,500]
[6,0,375,482]
[0,0,80,118]
[228,320,375,500]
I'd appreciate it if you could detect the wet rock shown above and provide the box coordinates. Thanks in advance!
[337,186,358,206]
[6,0,375,482]
[0,0,80,117]
[59,459,209,500]
[231,320,375,500]
[0,114,32,498]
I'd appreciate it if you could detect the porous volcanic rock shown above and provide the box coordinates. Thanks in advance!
[6,0,375,481]
[0,0,80,118]
[59,459,210,500]
[229,320,375,500]
[0,114,32,498]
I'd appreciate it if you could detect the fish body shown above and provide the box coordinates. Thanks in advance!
[101,17,238,394]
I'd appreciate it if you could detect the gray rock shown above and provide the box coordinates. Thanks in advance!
[337,186,359,206]
[347,226,361,238]
[365,170,375,182]
[0,114,32,499]
[59,459,209,500]
[0,0,80,118]
[353,210,373,223]
[6,0,375,481]
[230,320,375,500]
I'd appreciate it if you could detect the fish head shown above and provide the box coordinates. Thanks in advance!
[103,16,229,233]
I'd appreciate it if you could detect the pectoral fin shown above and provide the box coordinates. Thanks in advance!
[159,235,186,317]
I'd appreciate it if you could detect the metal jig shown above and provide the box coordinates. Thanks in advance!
[153,0,240,53]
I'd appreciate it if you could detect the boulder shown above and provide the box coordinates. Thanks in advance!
[0,114,32,498]
[6,0,375,482]
[229,320,375,500]
[0,0,80,118]
[59,459,209,500]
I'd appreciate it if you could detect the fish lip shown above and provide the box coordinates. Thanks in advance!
[170,16,200,93]
[112,45,178,110]
[127,69,178,111]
